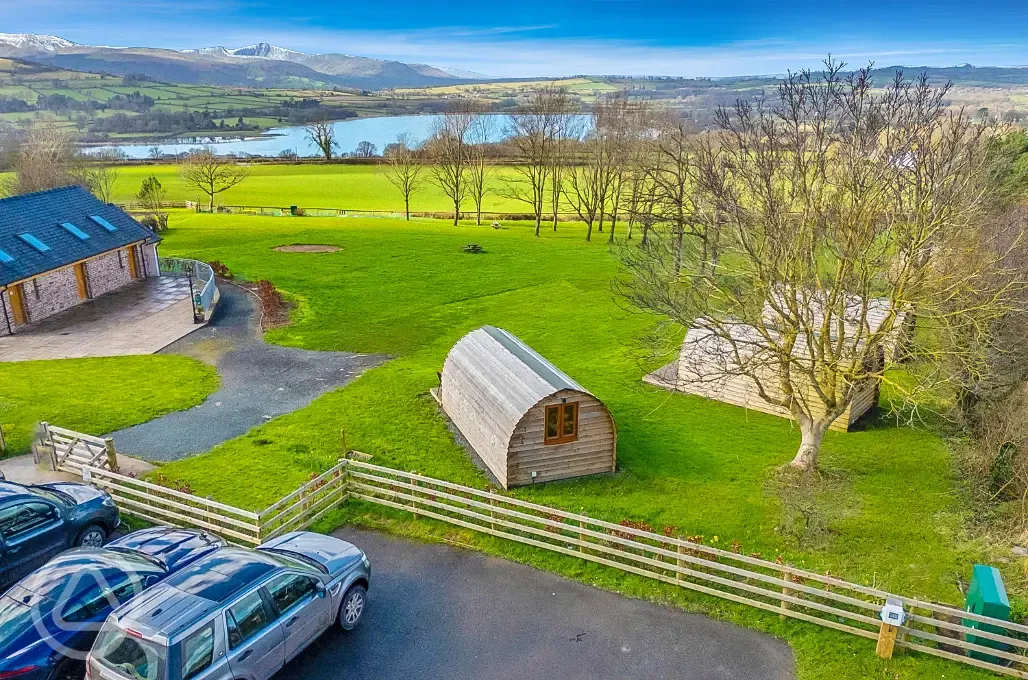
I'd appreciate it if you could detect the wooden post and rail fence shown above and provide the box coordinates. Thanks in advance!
[40,424,1028,678]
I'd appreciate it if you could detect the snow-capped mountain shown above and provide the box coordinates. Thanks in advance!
[0,33,77,55]
[0,33,489,89]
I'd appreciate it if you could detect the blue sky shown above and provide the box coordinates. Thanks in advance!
[5,0,1028,77]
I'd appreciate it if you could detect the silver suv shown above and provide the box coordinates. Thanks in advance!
[85,532,370,680]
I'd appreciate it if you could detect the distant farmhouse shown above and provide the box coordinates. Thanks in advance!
[437,326,617,489]
[0,186,161,336]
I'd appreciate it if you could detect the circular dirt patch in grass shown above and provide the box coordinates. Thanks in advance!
[273,244,341,253]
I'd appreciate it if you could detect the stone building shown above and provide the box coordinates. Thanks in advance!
[0,186,161,336]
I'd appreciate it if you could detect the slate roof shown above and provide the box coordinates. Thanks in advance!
[0,185,159,287]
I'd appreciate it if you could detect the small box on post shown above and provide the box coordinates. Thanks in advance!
[876,598,906,659]
[964,564,1011,663]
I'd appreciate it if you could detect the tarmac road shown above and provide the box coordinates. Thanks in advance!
[278,528,795,680]
[110,284,386,461]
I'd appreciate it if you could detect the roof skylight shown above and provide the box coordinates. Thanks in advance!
[0,248,13,264]
[89,215,117,232]
[18,233,51,253]
[60,222,90,240]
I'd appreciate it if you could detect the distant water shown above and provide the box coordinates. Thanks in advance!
[87,114,589,159]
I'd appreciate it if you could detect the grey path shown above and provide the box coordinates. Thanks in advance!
[280,528,795,680]
[111,284,386,461]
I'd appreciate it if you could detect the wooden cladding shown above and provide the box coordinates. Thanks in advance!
[7,283,27,326]
[126,246,139,279]
[74,263,90,300]
[544,402,579,444]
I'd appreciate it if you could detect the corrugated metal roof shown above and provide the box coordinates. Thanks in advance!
[481,325,585,393]
[0,185,159,287]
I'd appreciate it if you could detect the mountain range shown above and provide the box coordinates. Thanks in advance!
[0,33,487,90]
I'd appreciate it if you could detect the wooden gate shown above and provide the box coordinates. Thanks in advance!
[38,422,117,475]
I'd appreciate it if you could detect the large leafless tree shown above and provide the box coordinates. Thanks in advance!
[383,133,425,221]
[619,61,1026,472]
[181,148,249,212]
[428,100,479,226]
[3,124,82,196]
[304,121,337,160]
[81,148,126,203]
[466,115,494,226]
[504,87,577,237]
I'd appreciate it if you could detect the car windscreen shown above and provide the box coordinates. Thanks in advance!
[19,552,165,600]
[92,623,167,680]
[29,486,74,506]
[0,596,36,650]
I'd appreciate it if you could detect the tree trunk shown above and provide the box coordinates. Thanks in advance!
[476,203,482,226]
[534,213,541,237]
[585,219,593,242]
[405,195,410,221]
[790,418,828,472]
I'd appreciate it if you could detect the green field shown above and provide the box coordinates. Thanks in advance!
[0,355,218,457]
[110,164,532,213]
[122,210,999,680]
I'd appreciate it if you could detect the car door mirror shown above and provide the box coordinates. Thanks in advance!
[315,583,327,599]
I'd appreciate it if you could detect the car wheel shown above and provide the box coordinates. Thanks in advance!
[338,584,367,631]
[76,524,107,548]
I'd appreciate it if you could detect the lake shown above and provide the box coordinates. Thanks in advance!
[88,114,589,159]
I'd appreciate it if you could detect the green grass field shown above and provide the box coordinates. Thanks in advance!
[0,355,218,457]
[110,164,532,213]
[146,211,998,680]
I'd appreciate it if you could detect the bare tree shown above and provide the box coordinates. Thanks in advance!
[81,148,126,203]
[619,61,1025,473]
[181,148,249,212]
[562,137,607,241]
[4,124,82,196]
[547,90,581,231]
[466,116,494,225]
[428,100,479,226]
[304,121,337,160]
[355,140,377,158]
[504,87,574,237]
[383,133,425,221]
[136,173,168,231]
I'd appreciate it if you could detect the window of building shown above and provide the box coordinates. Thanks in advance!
[544,402,579,444]
[59,222,90,240]
[17,233,51,252]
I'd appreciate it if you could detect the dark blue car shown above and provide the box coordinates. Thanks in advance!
[0,480,121,592]
[0,527,225,680]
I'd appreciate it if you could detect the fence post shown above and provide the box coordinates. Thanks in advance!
[489,497,497,531]
[410,472,418,519]
[104,438,118,472]
[780,569,793,620]
[676,544,686,583]
[579,521,587,553]
[0,422,6,456]
[876,622,899,659]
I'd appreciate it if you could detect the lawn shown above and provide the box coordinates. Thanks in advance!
[150,211,997,680]
[108,164,530,213]
[0,355,218,457]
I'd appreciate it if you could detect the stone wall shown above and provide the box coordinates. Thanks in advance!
[23,266,81,324]
[85,248,134,298]
[2,243,150,334]
[0,289,13,337]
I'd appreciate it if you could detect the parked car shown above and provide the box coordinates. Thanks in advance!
[87,532,371,680]
[0,528,225,680]
[0,480,121,591]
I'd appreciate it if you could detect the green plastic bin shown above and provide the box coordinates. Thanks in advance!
[963,564,1011,663]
